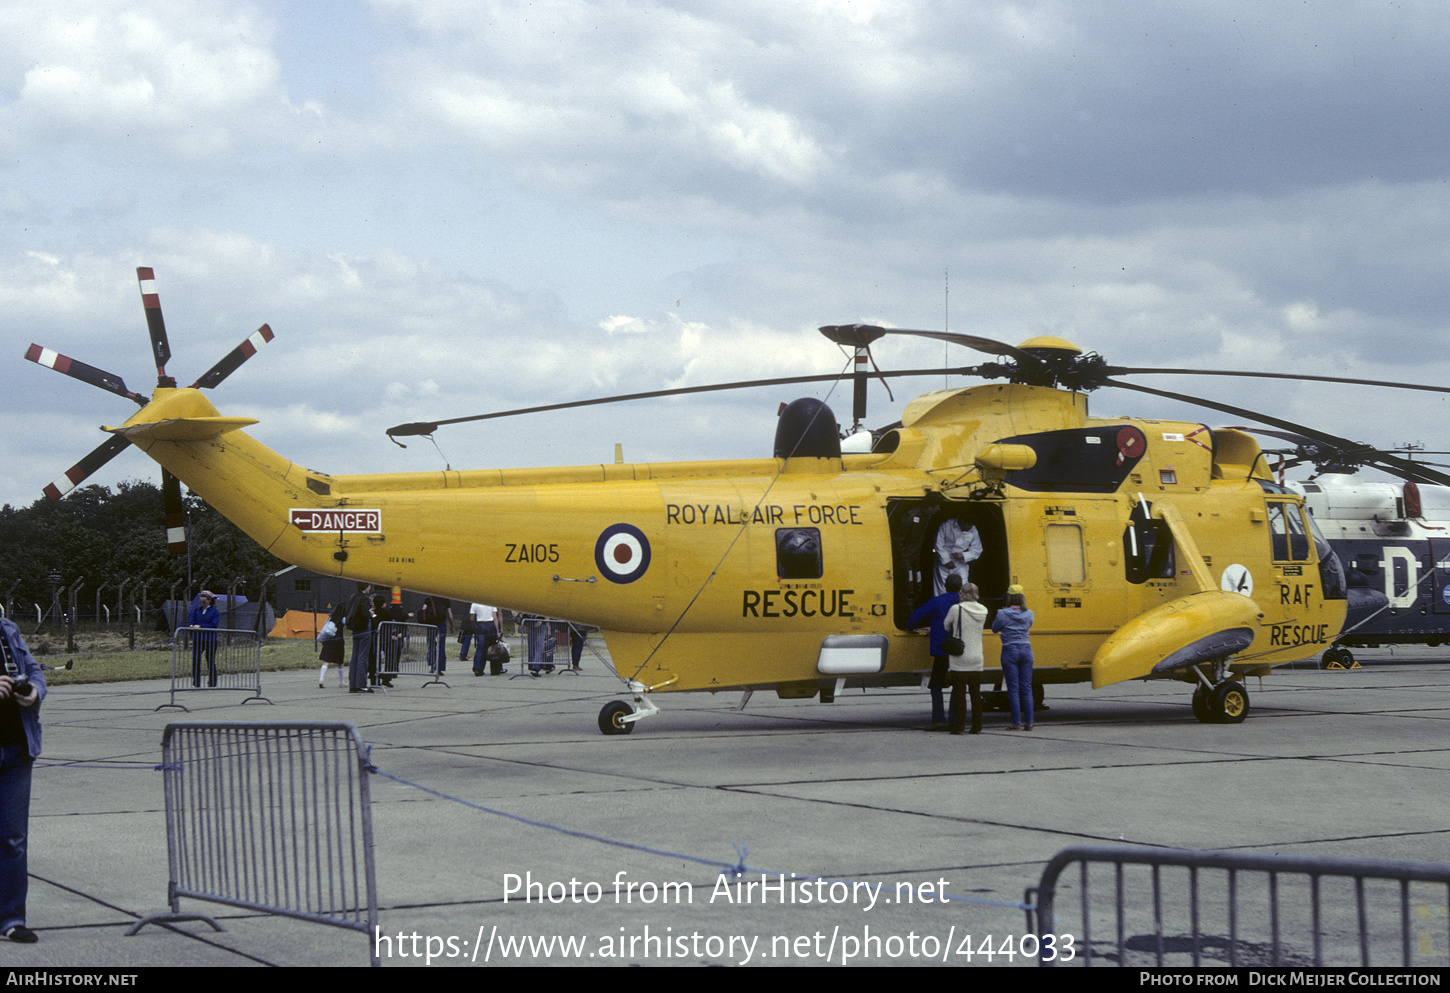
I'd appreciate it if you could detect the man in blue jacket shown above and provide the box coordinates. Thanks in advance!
[0,618,45,943]
[907,573,964,730]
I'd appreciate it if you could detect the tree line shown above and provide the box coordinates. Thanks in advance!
[0,481,285,620]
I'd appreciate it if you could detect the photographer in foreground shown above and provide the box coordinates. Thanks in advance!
[0,617,44,943]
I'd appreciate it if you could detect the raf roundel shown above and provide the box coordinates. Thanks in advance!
[595,524,652,584]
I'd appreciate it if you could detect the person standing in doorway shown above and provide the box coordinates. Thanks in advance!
[932,518,982,596]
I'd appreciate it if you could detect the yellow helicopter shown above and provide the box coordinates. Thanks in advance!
[28,270,1450,733]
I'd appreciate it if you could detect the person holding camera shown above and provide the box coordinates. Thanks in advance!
[0,617,44,943]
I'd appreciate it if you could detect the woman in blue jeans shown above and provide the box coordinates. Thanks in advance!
[992,585,1035,730]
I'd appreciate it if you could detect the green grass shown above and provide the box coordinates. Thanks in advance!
[23,629,323,686]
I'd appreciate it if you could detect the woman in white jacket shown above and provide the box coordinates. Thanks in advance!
[944,583,990,735]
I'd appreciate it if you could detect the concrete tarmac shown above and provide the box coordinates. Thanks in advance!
[6,644,1450,968]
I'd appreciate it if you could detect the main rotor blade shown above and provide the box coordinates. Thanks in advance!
[162,469,187,555]
[190,324,275,389]
[1221,425,1316,447]
[387,364,986,438]
[822,324,1044,365]
[136,267,173,383]
[1105,366,1450,396]
[42,435,132,501]
[25,344,148,405]
[1100,379,1450,487]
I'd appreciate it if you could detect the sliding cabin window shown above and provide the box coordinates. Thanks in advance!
[1045,524,1086,585]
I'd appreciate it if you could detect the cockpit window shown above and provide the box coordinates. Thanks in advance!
[1267,501,1311,562]
[1000,426,1148,493]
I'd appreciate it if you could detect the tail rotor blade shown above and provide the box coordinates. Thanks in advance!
[25,344,147,405]
[190,324,275,389]
[162,469,187,556]
[136,267,173,383]
[42,435,131,501]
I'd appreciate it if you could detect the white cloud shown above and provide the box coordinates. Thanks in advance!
[4,0,1450,509]
[0,2,288,159]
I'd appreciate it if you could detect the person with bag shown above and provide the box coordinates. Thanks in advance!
[316,602,347,689]
[944,582,989,735]
[471,603,502,676]
[906,573,966,730]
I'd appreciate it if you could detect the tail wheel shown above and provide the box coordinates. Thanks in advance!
[598,700,634,735]
[1210,681,1249,724]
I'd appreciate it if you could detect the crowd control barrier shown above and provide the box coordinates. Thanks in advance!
[514,617,589,677]
[128,721,380,966]
[162,627,271,710]
[373,620,448,687]
[1028,844,1450,968]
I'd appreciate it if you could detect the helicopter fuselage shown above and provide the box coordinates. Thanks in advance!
[113,381,1346,700]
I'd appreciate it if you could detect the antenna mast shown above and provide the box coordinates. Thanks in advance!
[943,267,949,389]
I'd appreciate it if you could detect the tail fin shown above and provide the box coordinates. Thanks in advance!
[108,415,258,443]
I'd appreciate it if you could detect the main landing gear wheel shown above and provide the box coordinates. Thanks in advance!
[599,700,634,735]
[1191,686,1213,723]
[1209,681,1249,724]
[1323,646,1357,669]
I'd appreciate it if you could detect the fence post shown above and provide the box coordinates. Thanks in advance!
[67,579,83,652]
[169,580,182,634]
[227,577,240,632]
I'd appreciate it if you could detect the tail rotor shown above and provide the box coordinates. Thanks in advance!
[24,267,275,556]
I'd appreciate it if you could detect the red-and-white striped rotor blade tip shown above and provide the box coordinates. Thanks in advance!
[162,470,187,555]
[24,344,147,404]
[136,266,172,379]
[42,435,131,501]
[190,324,275,389]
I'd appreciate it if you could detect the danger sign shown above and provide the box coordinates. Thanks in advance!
[290,509,382,532]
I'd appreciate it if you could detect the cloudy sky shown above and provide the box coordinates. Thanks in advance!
[4,0,1449,510]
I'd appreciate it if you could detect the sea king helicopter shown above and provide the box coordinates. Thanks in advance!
[26,269,1450,733]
